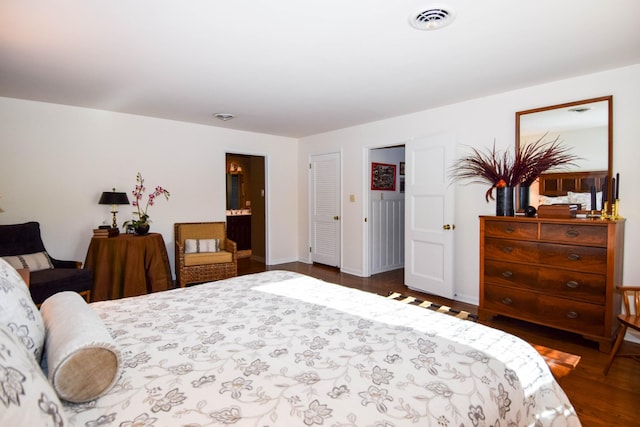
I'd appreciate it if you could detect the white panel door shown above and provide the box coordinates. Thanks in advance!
[311,153,341,267]
[405,134,456,298]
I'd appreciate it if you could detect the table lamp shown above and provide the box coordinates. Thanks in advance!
[98,188,130,229]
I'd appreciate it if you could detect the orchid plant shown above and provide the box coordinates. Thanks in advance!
[123,172,170,229]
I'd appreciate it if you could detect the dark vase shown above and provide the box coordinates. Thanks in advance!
[519,185,530,211]
[134,223,150,235]
[496,186,515,216]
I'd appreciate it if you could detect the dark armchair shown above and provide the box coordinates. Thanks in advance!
[0,222,93,305]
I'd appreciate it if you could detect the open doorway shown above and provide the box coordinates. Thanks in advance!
[368,145,405,275]
[225,153,266,262]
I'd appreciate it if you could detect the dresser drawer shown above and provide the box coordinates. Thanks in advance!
[538,268,606,304]
[540,223,607,246]
[483,285,604,336]
[538,242,607,274]
[483,259,538,287]
[484,238,539,263]
[483,260,606,304]
[484,220,538,239]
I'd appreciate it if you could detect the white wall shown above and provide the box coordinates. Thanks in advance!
[298,64,640,304]
[0,98,300,275]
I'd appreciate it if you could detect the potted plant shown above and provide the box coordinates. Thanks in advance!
[450,136,578,216]
[123,173,170,234]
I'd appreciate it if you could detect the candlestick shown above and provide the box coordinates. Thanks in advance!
[590,185,596,211]
[602,176,608,207]
[601,201,609,220]
[616,172,620,200]
[611,177,615,205]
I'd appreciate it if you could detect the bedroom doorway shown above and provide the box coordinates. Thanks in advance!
[368,145,405,275]
[225,153,266,262]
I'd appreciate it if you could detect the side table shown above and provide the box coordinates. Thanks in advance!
[84,233,172,301]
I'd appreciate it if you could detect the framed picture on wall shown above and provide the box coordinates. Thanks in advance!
[371,162,396,191]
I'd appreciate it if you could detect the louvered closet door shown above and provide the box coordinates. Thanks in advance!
[311,152,341,267]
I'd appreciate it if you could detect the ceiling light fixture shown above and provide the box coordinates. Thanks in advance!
[409,5,456,31]
[214,113,235,121]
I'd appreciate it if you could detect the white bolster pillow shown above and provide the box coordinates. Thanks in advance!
[40,291,121,403]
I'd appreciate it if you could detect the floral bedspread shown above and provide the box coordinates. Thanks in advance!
[63,270,580,426]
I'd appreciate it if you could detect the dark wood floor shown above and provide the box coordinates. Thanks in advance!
[238,258,640,427]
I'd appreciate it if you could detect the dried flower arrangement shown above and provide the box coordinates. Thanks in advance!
[450,135,579,202]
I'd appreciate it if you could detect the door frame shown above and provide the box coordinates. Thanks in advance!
[362,142,409,277]
[225,150,269,265]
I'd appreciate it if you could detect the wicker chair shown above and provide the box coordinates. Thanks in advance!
[174,222,237,287]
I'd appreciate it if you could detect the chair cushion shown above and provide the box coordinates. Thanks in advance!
[184,251,232,266]
[0,221,47,256]
[29,268,93,305]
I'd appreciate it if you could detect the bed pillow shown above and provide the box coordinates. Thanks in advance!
[567,191,603,211]
[0,258,45,360]
[185,238,220,253]
[2,251,54,272]
[0,323,69,427]
[40,291,121,403]
[538,195,570,205]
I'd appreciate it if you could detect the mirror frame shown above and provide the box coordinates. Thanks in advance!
[515,95,613,214]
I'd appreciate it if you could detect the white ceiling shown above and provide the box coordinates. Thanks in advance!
[1,0,639,138]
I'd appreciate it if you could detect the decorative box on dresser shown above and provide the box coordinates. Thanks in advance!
[479,216,625,352]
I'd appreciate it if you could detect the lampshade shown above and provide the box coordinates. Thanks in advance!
[98,189,130,205]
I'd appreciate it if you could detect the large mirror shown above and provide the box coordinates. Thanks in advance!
[515,95,613,213]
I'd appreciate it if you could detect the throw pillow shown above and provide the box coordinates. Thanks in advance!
[567,191,603,211]
[538,195,570,206]
[0,323,68,427]
[199,238,219,253]
[0,258,45,360]
[40,292,121,403]
[185,238,199,254]
[2,251,54,272]
[184,238,220,253]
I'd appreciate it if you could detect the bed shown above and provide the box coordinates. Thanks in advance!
[535,170,607,211]
[1,263,581,426]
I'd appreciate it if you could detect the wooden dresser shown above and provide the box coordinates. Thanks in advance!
[479,216,625,352]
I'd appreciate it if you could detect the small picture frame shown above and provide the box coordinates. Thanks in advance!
[371,162,396,191]
[400,162,405,176]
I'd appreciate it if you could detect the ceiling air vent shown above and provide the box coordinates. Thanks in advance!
[410,6,456,31]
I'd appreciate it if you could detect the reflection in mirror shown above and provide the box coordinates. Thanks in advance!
[516,96,612,213]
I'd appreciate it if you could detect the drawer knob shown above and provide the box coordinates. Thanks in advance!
[501,270,513,278]
[565,229,579,238]
[567,253,581,261]
[566,281,580,289]
[504,227,515,233]
[566,311,579,319]
[502,246,514,254]
[501,297,513,305]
